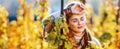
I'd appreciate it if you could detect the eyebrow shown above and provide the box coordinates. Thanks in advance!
[80,17,84,20]
[80,17,84,18]
[71,18,77,20]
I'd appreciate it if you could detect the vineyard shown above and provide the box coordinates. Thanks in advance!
[0,0,120,49]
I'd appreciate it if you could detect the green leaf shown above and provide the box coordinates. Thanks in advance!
[65,41,72,49]
[61,35,66,40]
[54,35,60,45]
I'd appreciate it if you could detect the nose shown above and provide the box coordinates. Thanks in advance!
[78,20,82,25]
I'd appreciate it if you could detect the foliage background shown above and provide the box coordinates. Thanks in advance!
[0,0,120,49]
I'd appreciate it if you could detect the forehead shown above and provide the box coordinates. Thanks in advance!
[70,13,85,19]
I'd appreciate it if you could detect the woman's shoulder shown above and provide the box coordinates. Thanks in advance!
[86,28,101,47]
[91,37,101,47]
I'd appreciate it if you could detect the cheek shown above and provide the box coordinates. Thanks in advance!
[68,22,78,29]
[81,21,86,26]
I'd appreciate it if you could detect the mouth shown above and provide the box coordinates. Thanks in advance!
[78,26,83,29]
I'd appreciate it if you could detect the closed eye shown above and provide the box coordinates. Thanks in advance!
[71,19,78,23]
[80,17,84,21]
[72,20,77,22]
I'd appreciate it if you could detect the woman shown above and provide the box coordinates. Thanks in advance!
[63,1,101,49]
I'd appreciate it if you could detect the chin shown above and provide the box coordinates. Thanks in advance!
[78,29,85,32]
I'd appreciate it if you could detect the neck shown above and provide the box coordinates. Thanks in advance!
[72,30,85,37]
[69,29,86,42]
[69,28,85,37]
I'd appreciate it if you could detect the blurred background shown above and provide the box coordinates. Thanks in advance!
[0,0,120,49]
[0,0,101,20]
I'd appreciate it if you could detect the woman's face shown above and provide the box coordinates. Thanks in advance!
[68,13,86,33]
